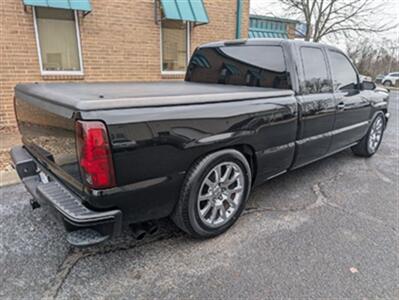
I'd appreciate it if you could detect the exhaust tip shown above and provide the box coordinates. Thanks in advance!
[130,224,146,240]
[30,198,41,210]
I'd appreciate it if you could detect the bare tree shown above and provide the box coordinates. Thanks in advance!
[346,38,399,78]
[279,0,395,42]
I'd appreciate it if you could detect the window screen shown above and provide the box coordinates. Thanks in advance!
[35,7,81,72]
[161,20,188,72]
[186,45,289,89]
[300,47,332,94]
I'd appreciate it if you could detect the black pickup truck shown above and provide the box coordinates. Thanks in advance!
[11,39,389,246]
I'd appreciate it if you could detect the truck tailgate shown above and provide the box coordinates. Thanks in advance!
[14,96,82,188]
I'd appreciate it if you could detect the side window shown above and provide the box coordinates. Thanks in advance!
[186,45,289,89]
[328,51,358,92]
[220,45,286,73]
[300,47,332,94]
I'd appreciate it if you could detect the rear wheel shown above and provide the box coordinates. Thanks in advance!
[171,149,252,238]
[352,113,385,157]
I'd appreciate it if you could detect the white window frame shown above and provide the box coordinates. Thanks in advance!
[160,21,191,75]
[33,7,84,76]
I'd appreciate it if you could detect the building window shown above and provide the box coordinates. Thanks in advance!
[33,7,83,75]
[161,20,190,73]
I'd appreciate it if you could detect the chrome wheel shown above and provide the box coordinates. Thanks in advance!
[197,162,245,228]
[368,116,384,153]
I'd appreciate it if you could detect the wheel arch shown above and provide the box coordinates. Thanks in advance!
[370,109,386,127]
[383,79,392,85]
[229,144,257,183]
[189,144,258,185]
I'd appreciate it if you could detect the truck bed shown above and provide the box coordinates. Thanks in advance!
[15,81,293,111]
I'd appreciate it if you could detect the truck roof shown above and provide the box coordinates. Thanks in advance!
[200,38,341,53]
[15,81,293,112]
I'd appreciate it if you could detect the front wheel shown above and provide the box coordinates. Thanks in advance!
[352,113,385,157]
[171,149,252,238]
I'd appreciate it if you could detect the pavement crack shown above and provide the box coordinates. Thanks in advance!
[312,183,398,234]
[243,184,326,216]
[42,231,184,299]
[42,249,89,300]
[363,159,393,184]
[79,231,183,257]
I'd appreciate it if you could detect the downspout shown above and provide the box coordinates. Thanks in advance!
[235,0,243,39]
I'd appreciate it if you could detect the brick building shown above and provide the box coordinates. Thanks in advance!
[0,0,250,131]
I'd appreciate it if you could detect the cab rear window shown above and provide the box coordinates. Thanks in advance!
[185,45,289,89]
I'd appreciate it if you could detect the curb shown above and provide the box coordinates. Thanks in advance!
[0,170,20,187]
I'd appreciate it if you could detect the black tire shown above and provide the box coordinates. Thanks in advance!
[351,112,385,157]
[383,80,392,87]
[171,149,252,238]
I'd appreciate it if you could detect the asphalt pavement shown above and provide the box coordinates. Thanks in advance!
[1,92,398,299]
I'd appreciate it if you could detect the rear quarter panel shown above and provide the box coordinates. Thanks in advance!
[81,95,298,222]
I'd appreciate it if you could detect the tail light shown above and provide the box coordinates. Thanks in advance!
[75,120,116,189]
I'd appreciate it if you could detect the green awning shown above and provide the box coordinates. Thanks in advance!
[249,30,288,39]
[249,15,290,39]
[160,0,209,24]
[23,0,92,12]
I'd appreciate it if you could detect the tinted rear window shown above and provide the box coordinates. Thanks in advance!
[185,45,289,89]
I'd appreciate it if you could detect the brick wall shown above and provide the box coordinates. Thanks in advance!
[0,0,249,131]
[287,23,296,39]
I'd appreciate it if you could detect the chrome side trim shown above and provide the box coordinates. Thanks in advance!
[266,170,287,180]
[258,142,295,156]
[332,121,368,135]
[297,121,369,145]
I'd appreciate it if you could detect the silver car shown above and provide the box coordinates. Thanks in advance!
[382,72,399,86]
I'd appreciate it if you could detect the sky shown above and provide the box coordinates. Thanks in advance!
[250,0,399,47]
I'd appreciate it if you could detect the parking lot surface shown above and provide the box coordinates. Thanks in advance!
[1,92,398,299]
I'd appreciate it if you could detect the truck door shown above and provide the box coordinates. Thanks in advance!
[327,50,371,152]
[292,46,336,168]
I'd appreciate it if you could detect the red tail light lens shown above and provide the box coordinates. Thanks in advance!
[75,121,116,189]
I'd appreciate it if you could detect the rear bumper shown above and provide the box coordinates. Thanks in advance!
[10,145,122,246]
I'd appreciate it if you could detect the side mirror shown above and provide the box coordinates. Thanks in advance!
[361,80,376,91]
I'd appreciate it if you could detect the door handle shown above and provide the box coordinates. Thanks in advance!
[337,102,345,111]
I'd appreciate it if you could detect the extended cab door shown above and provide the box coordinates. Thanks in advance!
[327,50,371,152]
[291,46,336,168]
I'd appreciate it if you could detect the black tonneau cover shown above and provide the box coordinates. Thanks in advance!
[15,81,293,112]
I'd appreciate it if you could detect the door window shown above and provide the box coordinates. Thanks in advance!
[328,51,359,92]
[300,47,332,94]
